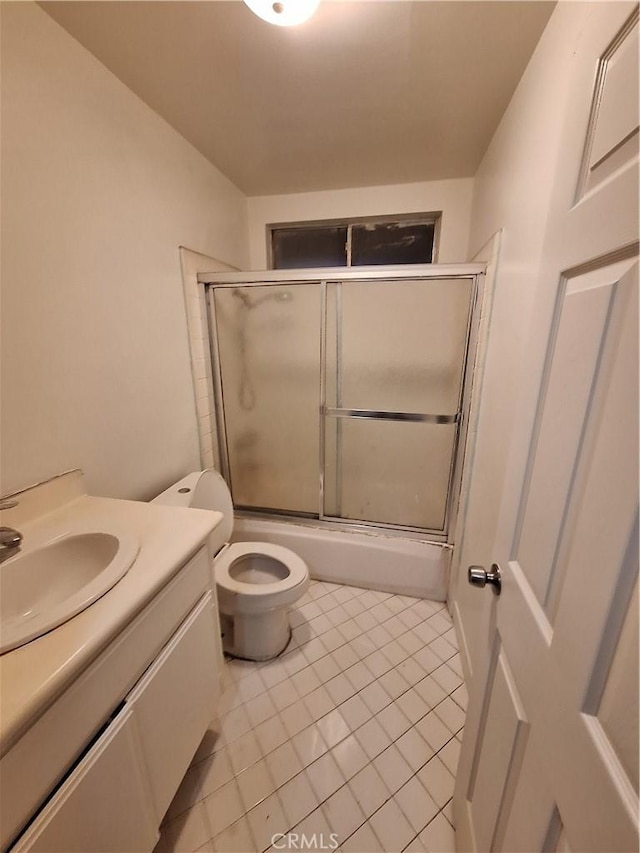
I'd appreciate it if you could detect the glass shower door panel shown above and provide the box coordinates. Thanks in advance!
[214,284,320,514]
[324,419,456,530]
[327,278,473,414]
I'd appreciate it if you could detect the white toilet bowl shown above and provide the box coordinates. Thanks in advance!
[152,470,309,661]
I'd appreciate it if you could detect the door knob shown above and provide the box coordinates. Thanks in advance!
[468,564,502,596]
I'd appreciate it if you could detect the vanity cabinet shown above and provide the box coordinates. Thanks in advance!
[11,710,157,853]
[3,545,221,853]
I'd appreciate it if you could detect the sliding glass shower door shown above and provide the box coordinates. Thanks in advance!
[213,283,321,515]
[207,269,478,536]
[323,278,473,531]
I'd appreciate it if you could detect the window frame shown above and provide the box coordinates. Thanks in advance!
[267,211,442,270]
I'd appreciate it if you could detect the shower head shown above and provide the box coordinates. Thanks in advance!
[232,288,293,308]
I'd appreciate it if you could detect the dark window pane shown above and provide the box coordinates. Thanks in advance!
[351,222,435,266]
[272,226,347,269]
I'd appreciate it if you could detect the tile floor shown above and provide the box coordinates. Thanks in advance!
[155,580,466,853]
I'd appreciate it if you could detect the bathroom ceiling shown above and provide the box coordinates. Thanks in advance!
[41,1,555,196]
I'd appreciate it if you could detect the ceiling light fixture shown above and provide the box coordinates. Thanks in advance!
[243,0,320,27]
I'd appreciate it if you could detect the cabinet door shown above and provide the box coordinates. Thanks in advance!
[128,592,220,821]
[11,709,157,853]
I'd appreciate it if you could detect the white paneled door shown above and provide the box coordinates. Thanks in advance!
[454,4,639,852]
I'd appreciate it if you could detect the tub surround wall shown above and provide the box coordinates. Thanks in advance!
[0,2,249,502]
[247,178,474,269]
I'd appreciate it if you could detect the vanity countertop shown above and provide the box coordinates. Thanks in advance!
[0,491,221,756]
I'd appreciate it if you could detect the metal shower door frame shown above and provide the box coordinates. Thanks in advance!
[201,264,485,542]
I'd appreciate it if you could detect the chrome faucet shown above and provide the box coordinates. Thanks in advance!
[0,498,22,563]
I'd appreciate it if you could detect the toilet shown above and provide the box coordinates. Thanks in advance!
[152,469,309,661]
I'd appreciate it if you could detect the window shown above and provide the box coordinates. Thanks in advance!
[269,214,440,269]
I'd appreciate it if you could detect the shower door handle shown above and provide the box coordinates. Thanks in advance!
[322,407,459,424]
[468,564,502,596]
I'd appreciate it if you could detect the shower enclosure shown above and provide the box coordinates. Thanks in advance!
[201,266,483,540]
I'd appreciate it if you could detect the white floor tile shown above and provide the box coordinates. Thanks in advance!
[281,699,314,738]
[330,734,370,781]
[348,764,389,818]
[344,661,375,692]
[369,797,415,853]
[372,745,414,794]
[332,644,359,671]
[377,703,412,742]
[246,691,277,728]
[322,784,366,842]
[197,748,235,801]
[221,704,251,743]
[305,752,345,802]
[292,724,329,767]
[312,652,341,684]
[396,657,429,688]
[236,758,274,811]
[246,792,288,852]
[413,675,447,709]
[417,756,455,808]
[434,697,465,735]
[270,679,300,713]
[350,634,376,659]
[279,772,318,827]
[291,665,322,697]
[164,802,211,853]
[381,641,409,669]
[291,806,335,847]
[341,822,383,852]
[419,813,456,853]
[396,727,434,773]
[415,710,452,753]
[211,816,253,853]
[316,709,350,749]
[339,694,373,731]
[451,683,468,711]
[165,763,207,821]
[437,737,461,778]
[355,717,391,760]
[431,663,462,694]
[226,729,262,775]
[429,637,457,663]
[303,685,335,721]
[394,777,439,834]
[379,667,410,700]
[203,779,244,838]
[254,713,290,756]
[302,636,328,665]
[363,651,393,679]
[265,741,303,788]
[403,834,428,852]
[325,673,356,705]
[359,681,391,715]
[395,688,429,724]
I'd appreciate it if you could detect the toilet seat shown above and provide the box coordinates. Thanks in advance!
[215,542,309,614]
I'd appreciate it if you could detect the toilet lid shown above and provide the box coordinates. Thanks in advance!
[215,542,309,596]
[191,469,234,543]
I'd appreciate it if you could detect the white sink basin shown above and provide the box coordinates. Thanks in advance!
[0,531,139,654]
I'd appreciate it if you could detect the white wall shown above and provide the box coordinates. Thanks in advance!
[0,3,249,501]
[451,2,602,676]
[247,178,474,269]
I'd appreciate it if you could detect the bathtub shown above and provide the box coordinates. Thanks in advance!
[231,516,451,600]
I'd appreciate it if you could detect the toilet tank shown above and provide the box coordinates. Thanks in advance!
[152,470,233,555]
